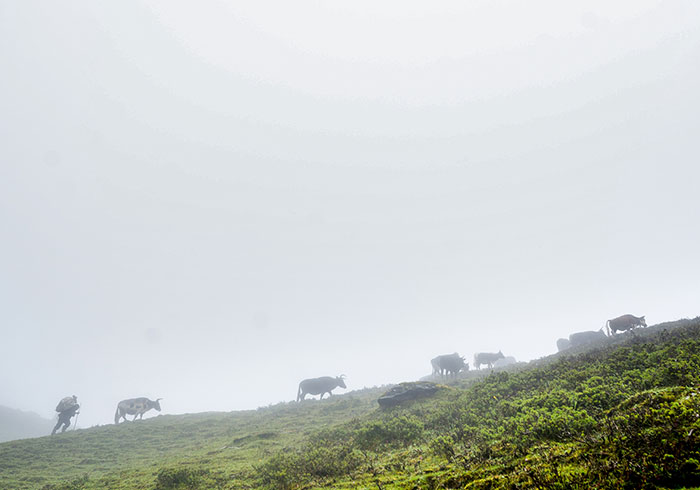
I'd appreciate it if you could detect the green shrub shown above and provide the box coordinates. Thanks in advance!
[154,467,208,490]
[355,414,424,450]
[40,475,89,490]
[586,387,700,488]
[255,444,363,489]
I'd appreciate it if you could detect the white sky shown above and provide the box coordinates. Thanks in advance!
[1,0,699,428]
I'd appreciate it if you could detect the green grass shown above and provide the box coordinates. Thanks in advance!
[2,318,700,489]
[0,391,382,489]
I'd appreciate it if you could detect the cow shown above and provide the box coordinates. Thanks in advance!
[493,356,517,368]
[114,397,162,424]
[607,314,647,335]
[431,353,468,378]
[569,329,607,348]
[473,351,505,369]
[297,375,346,402]
[556,338,571,352]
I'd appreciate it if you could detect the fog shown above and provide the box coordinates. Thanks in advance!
[1,1,699,428]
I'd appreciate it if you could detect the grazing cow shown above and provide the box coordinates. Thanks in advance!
[556,338,571,352]
[607,314,647,335]
[473,351,505,369]
[569,329,606,348]
[114,397,162,424]
[297,376,346,402]
[431,353,468,378]
[493,356,517,368]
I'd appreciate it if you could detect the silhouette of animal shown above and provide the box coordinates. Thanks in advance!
[297,376,346,401]
[569,329,606,347]
[114,397,162,424]
[607,314,647,335]
[473,351,505,369]
[431,353,468,377]
[493,356,517,368]
[556,338,571,352]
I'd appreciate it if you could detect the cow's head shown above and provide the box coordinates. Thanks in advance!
[152,398,163,411]
[497,350,505,359]
[336,375,347,389]
[639,316,647,327]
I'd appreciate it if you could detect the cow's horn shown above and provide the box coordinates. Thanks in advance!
[156,398,163,401]
[339,374,346,379]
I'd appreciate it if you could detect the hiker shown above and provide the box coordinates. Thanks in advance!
[52,395,80,435]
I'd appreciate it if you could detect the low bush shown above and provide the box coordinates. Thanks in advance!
[154,466,208,490]
[255,444,363,489]
[355,414,424,450]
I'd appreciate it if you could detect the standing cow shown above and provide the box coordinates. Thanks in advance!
[473,351,505,369]
[431,353,468,378]
[607,314,647,335]
[297,376,346,401]
[556,338,572,352]
[114,397,162,424]
[569,329,607,347]
[493,356,517,368]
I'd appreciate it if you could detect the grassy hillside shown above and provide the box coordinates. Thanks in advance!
[2,318,700,489]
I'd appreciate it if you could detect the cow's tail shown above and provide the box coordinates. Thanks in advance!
[296,383,303,402]
[114,406,120,424]
[605,320,611,337]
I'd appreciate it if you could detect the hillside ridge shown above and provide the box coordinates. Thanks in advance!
[1,317,699,489]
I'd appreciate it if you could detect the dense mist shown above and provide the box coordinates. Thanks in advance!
[1,1,699,430]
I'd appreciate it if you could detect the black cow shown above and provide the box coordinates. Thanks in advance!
[473,351,505,369]
[556,338,571,352]
[431,353,468,378]
[297,376,346,401]
[607,314,647,335]
[569,329,606,347]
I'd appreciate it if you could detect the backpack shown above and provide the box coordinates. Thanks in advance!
[56,396,78,413]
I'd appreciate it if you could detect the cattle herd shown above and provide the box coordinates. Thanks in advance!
[52,314,646,433]
[297,314,647,400]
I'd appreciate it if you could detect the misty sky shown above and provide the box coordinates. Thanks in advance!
[1,1,699,428]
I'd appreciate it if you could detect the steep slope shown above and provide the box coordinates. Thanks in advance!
[1,318,699,489]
